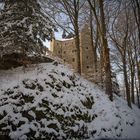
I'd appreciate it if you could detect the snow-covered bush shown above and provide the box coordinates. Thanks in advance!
[0,62,140,139]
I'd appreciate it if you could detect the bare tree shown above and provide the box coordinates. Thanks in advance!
[87,0,113,101]
[43,0,86,74]
[108,0,139,108]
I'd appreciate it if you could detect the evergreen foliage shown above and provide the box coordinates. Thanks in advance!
[0,0,54,56]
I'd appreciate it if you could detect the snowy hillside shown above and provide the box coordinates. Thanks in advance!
[0,61,140,139]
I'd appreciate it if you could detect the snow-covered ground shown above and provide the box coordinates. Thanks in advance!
[0,61,140,139]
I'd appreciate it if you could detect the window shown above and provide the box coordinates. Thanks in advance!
[72,58,75,62]
[58,51,60,54]
[72,50,76,53]
[86,56,89,59]
[87,66,89,69]
[64,51,66,54]
[86,47,89,49]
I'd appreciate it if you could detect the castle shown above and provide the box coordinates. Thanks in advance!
[50,24,95,75]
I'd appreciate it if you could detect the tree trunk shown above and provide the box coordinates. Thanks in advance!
[136,54,140,94]
[123,57,132,108]
[72,0,81,74]
[90,9,97,72]
[128,49,135,104]
[105,47,113,101]
[99,0,113,101]
[133,38,140,106]
[135,74,140,108]
[74,21,81,74]
[131,67,135,104]
[132,0,140,93]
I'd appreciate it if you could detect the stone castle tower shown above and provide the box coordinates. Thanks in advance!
[50,24,95,74]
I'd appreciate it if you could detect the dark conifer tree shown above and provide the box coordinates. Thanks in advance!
[0,0,54,56]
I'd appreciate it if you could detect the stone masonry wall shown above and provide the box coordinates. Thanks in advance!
[50,24,94,75]
[80,24,94,74]
[51,38,78,72]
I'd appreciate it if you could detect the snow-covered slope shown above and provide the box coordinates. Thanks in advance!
[0,62,140,139]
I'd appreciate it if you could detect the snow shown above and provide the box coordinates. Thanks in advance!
[42,39,50,49]
[0,3,4,10]
[26,24,33,38]
[52,37,75,43]
[0,61,140,139]
[60,37,74,41]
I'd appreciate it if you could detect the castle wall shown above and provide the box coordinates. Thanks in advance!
[50,39,62,58]
[61,39,78,72]
[50,24,95,74]
[50,38,78,72]
[80,25,94,74]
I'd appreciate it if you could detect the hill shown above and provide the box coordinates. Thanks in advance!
[0,60,140,139]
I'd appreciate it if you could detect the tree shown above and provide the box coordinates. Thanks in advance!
[108,0,139,108]
[88,0,113,101]
[43,0,88,74]
[90,9,98,73]
[131,0,140,102]
[0,0,54,56]
[55,0,85,74]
